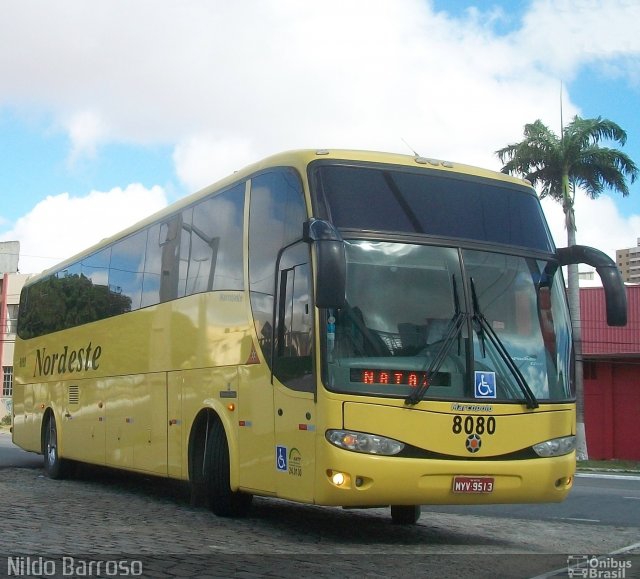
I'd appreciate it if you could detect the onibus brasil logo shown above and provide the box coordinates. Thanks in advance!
[567,555,632,578]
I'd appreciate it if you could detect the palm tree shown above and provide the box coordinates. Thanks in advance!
[496,116,638,460]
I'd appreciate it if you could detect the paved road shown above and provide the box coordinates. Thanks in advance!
[424,472,640,527]
[0,429,43,469]
[0,431,638,578]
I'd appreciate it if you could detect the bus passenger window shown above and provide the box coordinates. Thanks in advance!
[249,168,306,368]
[109,230,147,311]
[143,210,191,305]
[82,247,111,287]
[141,223,163,307]
[186,183,244,295]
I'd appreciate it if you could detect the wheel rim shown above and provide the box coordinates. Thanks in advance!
[46,421,57,466]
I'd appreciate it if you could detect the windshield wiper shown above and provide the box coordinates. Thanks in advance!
[405,311,465,406]
[405,275,465,406]
[470,278,539,410]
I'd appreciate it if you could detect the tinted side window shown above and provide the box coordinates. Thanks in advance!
[142,211,192,306]
[81,247,111,287]
[186,183,244,294]
[177,209,192,298]
[18,276,60,339]
[249,169,306,366]
[110,230,147,311]
[18,182,245,338]
[141,222,163,307]
[18,267,132,339]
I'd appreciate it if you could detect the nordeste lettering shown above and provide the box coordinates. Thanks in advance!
[33,343,102,377]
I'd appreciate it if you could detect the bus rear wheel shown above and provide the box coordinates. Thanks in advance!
[43,415,69,479]
[390,505,421,525]
[206,419,253,517]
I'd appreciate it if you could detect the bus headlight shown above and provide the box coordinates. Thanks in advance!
[532,435,576,457]
[326,429,404,456]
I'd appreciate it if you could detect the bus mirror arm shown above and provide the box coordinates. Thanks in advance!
[556,245,627,327]
[303,219,346,309]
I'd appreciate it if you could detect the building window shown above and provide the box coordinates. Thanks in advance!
[2,367,12,397]
[6,304,18,335]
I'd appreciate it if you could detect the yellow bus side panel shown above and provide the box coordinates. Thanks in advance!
[12,293,252,479]
[103,373,168,475]
[272,384,316,503]
[61,376,106,465]
[12,382,39,452]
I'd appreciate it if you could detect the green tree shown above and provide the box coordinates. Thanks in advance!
[496,116,638,459]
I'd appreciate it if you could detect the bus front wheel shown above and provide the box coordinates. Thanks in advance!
[43,414,69,479]
[390,505,421,525]
[206,419,253,517]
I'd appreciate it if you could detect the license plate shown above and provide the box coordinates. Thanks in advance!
[452,476,494,493]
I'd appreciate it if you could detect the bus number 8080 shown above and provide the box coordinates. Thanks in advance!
[452,415,496,436]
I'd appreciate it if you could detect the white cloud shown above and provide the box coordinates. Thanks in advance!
[542,192,640,260]
[173,134,254,192]
[64,109,109,164]
[517,0,640,80]
[1,185,168,274]
[1,0,616,184]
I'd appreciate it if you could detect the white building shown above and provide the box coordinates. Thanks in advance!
[0,241,31,424]
[1,273,31,423]
[617,238,640,284]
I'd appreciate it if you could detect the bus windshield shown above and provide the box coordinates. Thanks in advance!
[313,163,553,252]
[324,241,573,403]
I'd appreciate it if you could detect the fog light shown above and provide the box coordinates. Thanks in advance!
[555,476,573,488]
[332,472,346,486]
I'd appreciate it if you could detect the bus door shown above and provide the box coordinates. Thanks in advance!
[272,242,316,501]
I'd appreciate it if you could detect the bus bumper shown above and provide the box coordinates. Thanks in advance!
[314,444,575,506]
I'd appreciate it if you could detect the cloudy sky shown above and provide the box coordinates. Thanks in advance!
[1,0,639,274]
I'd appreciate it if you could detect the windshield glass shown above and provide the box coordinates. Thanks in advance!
[313,164,553,252]
[324,241,573,403]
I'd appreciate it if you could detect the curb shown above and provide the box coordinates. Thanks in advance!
[577,467,640,475]
[576,471,640,481]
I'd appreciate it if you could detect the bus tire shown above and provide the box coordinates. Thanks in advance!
[390,505,421,525]
[43,414,69,479]
[206,419,253,517]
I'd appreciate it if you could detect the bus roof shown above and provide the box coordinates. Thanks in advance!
[31,149,532,283]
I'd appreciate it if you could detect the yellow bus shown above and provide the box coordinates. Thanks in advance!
[12,149,626,524]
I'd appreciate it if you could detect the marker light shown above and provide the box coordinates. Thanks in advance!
[326,429,404,456]
[532,435,576,457]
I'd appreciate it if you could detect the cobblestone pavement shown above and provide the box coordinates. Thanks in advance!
[1,436,639,577]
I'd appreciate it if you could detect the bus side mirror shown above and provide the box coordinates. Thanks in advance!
[556,245,627,326]
[303,219,346,309]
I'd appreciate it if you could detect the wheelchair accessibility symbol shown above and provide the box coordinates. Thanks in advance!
[276,445,288,472]
[474,371,496,399]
